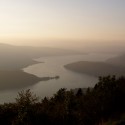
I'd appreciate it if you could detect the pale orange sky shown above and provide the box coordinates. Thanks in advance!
[0,0,125,47]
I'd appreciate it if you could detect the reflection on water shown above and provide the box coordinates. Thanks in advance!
[0,53,116,103]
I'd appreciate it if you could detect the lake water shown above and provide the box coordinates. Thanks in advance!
[0,53,116,103]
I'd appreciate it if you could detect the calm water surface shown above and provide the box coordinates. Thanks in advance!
[0,53,116,103]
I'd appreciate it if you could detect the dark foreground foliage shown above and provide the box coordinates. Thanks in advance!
[0,76,125,125]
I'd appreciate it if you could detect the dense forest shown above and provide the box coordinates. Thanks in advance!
[0,76,125,125]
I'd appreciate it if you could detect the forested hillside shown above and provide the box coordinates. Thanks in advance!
[0,76,125,125]
[64,54,125,77]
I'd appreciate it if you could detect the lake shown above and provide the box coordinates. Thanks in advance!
[0,53,116,103]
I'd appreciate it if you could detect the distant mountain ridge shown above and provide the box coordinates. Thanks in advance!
[0,43,81,70]
[106,54,125,68]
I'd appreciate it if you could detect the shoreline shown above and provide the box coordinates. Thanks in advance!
[0,59,60,90]
[0,59,52,90]
[0,70,41,90]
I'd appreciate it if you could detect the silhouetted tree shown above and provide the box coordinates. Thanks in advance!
[13,89,38,125]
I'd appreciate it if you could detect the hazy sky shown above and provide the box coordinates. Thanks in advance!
[0,0,125,47]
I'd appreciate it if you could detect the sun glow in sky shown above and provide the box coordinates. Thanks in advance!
[0,0,125,47]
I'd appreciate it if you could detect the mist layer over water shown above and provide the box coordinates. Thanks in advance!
[0,53,116,103]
